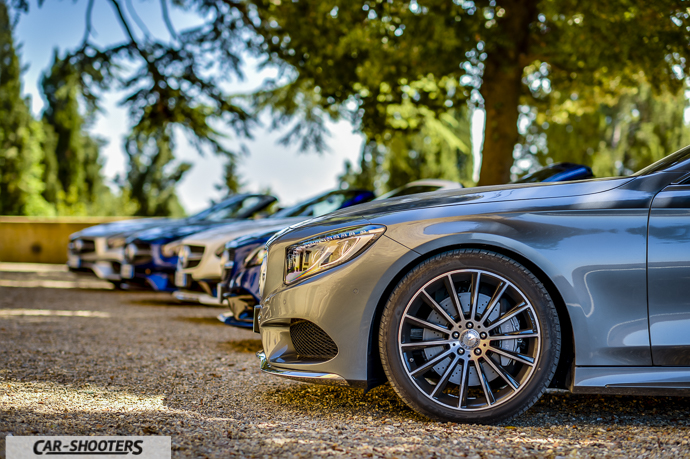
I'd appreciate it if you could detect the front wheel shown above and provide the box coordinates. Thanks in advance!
[379,249,560,424]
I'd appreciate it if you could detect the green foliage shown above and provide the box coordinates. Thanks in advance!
[40,52,119,215]
[340,105,473,192]
[0,0,54,216]
[517,77,690,178]
[120,129,191,218]
[251,0,690,185]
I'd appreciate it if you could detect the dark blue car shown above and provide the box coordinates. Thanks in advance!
[120,193,277,290]
[219,163,596,329]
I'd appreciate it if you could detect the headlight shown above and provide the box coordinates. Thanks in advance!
[107,236,127,249]
[258,255,268,298]
[161,240,183,258]
[124,243,138,262]
[244,246,267,268]
[284,225,385,284]
[214,245,226,257]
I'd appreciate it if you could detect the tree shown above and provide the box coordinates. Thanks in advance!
[251,0,690,184]
[41,52,113,215]
[15,0,259,192]
[516,76,690,178]
[120,129,190,217]
[340,104,473,192]
[0,0,53,216]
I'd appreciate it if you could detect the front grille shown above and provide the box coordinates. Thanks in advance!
[290,320,338,360]
[125,242,152,264]
[71,238,96,254]
[180,245,205,268]
[220,247,236,283]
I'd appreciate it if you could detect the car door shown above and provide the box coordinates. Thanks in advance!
[648,177,690,365]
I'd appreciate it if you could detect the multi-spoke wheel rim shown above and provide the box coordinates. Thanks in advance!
[397,269,541,411]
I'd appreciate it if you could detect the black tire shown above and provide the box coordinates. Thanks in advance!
[379,249,560,424]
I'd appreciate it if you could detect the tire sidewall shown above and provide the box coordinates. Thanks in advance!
[380,249,560,424]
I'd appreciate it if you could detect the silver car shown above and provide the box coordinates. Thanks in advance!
[255,147,690,424]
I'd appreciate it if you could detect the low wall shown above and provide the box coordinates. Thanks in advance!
[0,217,135,264]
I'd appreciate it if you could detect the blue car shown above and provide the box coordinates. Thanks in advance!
[515,162,594,183]
[218,230,276,328]
[219,164,596,329]
[119,193,277,290]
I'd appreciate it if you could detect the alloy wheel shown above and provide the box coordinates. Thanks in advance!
[397,269,541,411]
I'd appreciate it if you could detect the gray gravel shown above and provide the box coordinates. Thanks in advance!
[1,269,690,458]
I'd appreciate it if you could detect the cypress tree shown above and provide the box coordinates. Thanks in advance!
[0,0,53,216]
[41,52,109,214]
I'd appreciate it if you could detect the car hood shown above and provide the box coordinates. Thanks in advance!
[182,217,305,246]
[72,218,173,239]
[310,177,632,223]
[128,219,243,245]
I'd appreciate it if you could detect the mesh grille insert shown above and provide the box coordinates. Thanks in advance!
[290,320,338,360]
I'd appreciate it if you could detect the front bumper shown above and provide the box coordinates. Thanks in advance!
[258,234,418,386]
[67,237,124,281]
[256,350,348,386]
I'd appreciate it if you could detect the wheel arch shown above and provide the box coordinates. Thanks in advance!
[366,241,575,391]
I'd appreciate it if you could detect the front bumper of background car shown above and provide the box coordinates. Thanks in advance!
[257,234,418,387]
[67,237,124,281]
[121,243,178,291]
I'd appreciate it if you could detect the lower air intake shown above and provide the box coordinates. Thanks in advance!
[290,320,338,360]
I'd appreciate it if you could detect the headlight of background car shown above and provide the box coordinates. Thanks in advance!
[107,235,127,249]
[284,225,385,284]
[161,240,183,258]
[244,246,267,268]
[258,255,268,299]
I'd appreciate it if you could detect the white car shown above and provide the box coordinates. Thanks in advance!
[171,218,303,305]
[67,218,170,284]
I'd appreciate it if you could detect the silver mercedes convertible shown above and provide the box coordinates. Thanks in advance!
[255,147,690,423]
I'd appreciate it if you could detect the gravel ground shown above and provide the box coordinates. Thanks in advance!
[1,269,690,458]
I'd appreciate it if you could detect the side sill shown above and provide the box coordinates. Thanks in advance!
[572,366,690,396]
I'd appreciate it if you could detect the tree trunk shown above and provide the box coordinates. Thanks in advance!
[477,0,537,186]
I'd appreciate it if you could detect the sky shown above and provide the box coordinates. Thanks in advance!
[13,0,483,213]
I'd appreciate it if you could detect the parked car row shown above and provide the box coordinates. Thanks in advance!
[67,162,616,424]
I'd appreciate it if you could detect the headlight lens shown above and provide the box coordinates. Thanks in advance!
[284,225,385,284]
[161,240,183,258]
[107,236,127,249]
[258,255,268,298]
[244,246,267,268]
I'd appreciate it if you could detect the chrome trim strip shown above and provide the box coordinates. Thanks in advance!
[256,351,348,386]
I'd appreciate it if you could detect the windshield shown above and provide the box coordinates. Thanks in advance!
[376,185,443,200]
[515,165,569,183]
[634,146,690,176]
[272,190,371,218]
[188,196,266,222]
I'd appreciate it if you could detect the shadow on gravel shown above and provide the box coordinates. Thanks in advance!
[261,383,690,426]
[261,383,426,422]
[218,340,263,353]
[521,393,690,427]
